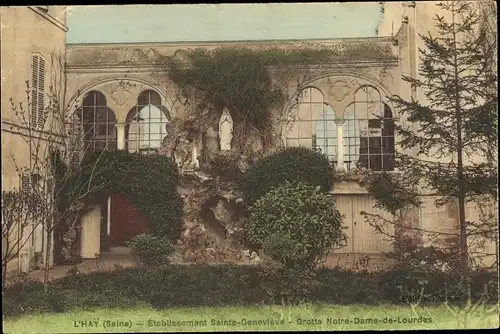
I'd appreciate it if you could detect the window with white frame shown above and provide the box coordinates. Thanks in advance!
[284,85,395,171]
[285,87,329,152]
[31,54,46,128]
[76,91,117,152]
[125,90,170,155]
[315,104,338,162]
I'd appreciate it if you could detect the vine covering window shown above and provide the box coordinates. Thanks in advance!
[77,91,117,152]
[126,90,170,154]
[31,54,46,128]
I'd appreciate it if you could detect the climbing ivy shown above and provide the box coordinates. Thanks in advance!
[163,43,395,150]
[55,150,183,242]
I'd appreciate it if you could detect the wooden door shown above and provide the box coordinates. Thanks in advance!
[110,195,151,246]
[334,194,394,254]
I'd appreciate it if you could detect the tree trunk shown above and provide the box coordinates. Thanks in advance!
[452,3,469,274]
[57,206,83,264]
[2,243,10,291]
[43,225,52,293]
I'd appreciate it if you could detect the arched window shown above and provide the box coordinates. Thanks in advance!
[285,84,395,172]
[316,105,337,162]
[285,87,339,164]
[126,90,170,154]
[343,106,361,170]
[76,91,117,151]
[349,86,395,171]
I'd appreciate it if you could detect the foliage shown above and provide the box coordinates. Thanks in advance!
[5,53,182,287]
[164,44,395,151]
[3,265,497,318]
[240,147,335,205]
[363,171,422,215]
[205,153,245,179]
[363,1,498,271]
[245,182,345,272]
[2,278,70,317]
[126,233,175,267]
[71,150,184,242]
[258,268,329,305]
[167,48,284,135]
[1,190,44,286]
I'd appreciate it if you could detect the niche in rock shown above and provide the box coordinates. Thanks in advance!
[218,108,233,151]
[199,194,246,244]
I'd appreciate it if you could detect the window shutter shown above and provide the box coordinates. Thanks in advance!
[37,57,46,128]
[31,55,39,127]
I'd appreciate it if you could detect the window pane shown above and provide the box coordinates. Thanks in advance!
[368,119,381,128]
[298,138,313,149]
[298,121,313,138]
[311,103,324,120]
[286,138,299,147]
[286,122,299,139]
[358,154,368,168]
[297,104,311,121]
[310,88,324,102]
[369,137,381,148]
[382,154,395,171]
[370,155,382,171]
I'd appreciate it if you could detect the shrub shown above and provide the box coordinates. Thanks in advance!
[379,267,499,305]
[258,268,326,305]
[2,278,70,316]
[126,233,175,267]
[314,268,384,304]
[3,265,497,318]
[245,182,345,272]
[240,147,335,206]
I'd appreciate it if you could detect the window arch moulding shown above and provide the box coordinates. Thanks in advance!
[72,90,118,152]
[285,73,397,120]
[67,77,175,123]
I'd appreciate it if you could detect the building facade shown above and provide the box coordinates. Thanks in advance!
[1,6,68,276]
[2,3,496,277]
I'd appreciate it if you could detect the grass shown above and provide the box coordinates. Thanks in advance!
[3,303,499,332]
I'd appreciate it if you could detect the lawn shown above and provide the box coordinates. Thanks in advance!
[3,303,499,332]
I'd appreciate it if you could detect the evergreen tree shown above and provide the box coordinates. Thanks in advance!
[369,1,497,272]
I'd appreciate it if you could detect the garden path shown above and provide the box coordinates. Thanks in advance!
[7,249,393,286]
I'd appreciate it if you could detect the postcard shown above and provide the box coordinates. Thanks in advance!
[1,2,498,332]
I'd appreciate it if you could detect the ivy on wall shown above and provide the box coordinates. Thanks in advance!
[162,43,396,150]
[55,150,183,241]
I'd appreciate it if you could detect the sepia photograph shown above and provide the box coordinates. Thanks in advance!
[1,2,498,332]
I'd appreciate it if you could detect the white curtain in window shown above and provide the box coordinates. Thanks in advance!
[135,105,164,149]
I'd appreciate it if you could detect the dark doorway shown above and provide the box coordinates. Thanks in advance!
[100,198,110,252]
[110,194,152,246]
